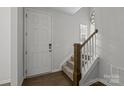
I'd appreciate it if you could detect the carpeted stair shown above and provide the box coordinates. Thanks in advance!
[62,56,74,81]
[62,55,90,81]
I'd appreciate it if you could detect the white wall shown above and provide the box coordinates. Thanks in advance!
[11,7,24,86]
[0,8,11,84]
[11,7,18,85]
[30,7,90,71]
[17,7,24,86]
[95,8,124,85]
[0,7,90,85]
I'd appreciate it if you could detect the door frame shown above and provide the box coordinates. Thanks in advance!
[24,8,53,78]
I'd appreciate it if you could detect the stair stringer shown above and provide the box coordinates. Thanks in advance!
[80,57,100,86]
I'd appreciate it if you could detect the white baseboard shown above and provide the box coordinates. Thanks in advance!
[0,79,11,85]
[83,78,111,86]
[18,78,24,86]
[52,68,62,73]
[82,78,124,86]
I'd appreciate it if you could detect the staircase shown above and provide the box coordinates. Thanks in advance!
[62,55,90,81]
[62,56,74,81]
[62,29,98,85]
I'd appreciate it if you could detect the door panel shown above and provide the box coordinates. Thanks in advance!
[26,10,52,77]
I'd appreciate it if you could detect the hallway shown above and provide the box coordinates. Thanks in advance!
[22,71,73,86]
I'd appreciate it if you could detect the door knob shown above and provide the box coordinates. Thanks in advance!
[49,43,52,49]
[49,43,52,52]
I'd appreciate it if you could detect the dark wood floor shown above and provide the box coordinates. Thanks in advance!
[22,71,105,86]
[90,81,106,86]
[22,71,73,86]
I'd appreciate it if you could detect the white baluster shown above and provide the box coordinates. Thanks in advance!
[81,48,83,69]
[83,45,86,71]
[95,34,96,57]
[89,39,92,63]
[86,42,89,68]
[92,36,94,61]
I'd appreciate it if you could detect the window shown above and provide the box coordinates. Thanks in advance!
[80,24,88,43]
[90,8,96,34]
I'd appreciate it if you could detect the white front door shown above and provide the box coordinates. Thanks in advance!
[25,9,52,77]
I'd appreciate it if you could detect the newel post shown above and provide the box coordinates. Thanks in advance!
[73,43,81,86]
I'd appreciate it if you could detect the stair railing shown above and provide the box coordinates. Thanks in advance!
[73,29,98,85]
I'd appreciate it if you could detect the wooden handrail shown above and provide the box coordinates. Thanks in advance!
[81,29,98,48]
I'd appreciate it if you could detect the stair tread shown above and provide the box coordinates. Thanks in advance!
[67,60,74,65]
[66,60,74,69]
[63,64,73,72]
[62,64,73,81]
[70,56,74,61]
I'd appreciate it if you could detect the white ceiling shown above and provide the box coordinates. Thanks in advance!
[48,7,82,15]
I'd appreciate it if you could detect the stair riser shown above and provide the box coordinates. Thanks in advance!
[62,65,73,81]
[70,56,74,61]
[67,61,74,69]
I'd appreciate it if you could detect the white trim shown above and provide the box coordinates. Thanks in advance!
[24,8,53,78]
[98,78,111,86]
[83,78,124,86]
[83,78,111,86]
[26,71,55,79]
[11,7,18,86]
[25,8,52,16]
[18,78,24,86]
[0,79,11,85]
[49,12,53,74]
[24,8,27,78]
[52,68,62,73]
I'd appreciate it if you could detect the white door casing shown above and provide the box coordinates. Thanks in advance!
[24,9,52,77]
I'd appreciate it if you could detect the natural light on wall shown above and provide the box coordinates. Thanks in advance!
[79,8,96,44]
